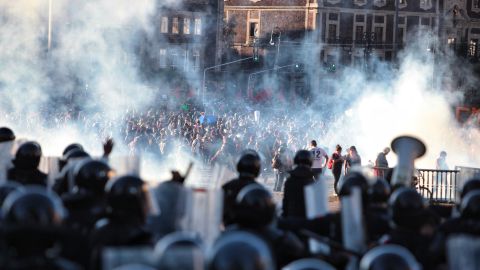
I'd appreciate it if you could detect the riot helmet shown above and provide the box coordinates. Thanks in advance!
[388,187,427,230]
[234,184,276,228]
[2,187,66,227]
[282,258,335,270]
[359,244,421,270]
[0,127,15,143]
[293,150,313,168]
[12,141,42,170]
[237,152,261,178]
[460,190,480,220]
[339,172,369,199]
[208,231,275,270]
[368,178,391,204]
[106,175,148,222]
[460,178,480,200]
[154,231,204,270]
[62,143,84,156]
[73,159,112,195]
[59,148,90,171]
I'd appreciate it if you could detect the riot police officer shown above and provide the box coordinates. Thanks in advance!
[61,159,112,235]
[0,187,81,269]
[381,187,438,269]
[228,184,305,267]
[282,150,315,218]
[222,150,262,226]
[53,149,90,196]
[7,141,47,186]
[89,175,152,269]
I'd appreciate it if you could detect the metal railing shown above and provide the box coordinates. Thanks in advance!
[417,169,460,203]
[370,167,460,203]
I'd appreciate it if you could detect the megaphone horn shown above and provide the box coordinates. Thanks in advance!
[390,135,426,188]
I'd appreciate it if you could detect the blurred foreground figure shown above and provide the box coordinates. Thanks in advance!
[90,175,153,269]
[7,141,47,186]
[229,184,305,267]
[222,150,261,226]
[381,187,438,268]
[0,187,81,269]
[154,231,204,270]
[359,245,421,270]
[282,150,314,218]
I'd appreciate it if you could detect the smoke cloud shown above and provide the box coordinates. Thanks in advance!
[0,0,478,181]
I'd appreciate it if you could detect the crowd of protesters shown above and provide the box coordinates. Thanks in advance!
[0,123,479,270]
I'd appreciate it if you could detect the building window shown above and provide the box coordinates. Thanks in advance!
[184,18,190,34]
[172,17,179,34]
[355,25,364,42]
[473,0,480,12]
[374,16,385,24]
[356,14,365,22]
[469,40,478,57]
[397,0,407,8]
[374,26,383,42]
[328,13,338,21]
[159,49,167,68]
[398,28,404,44]
[447,38,456,44]
[194,18,202,35]
[249,22,259,38]
[161,17,168,33]
[421,17,430,26]
[328,24,337,41]
[192,49,200,71]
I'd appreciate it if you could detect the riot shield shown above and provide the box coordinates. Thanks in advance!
[341,187,367,270]
[282,258,335,270]
[149,181,189,237]
[304,179,330,254]
[447,235,480,270]
[153,231,205,270]
[181,187,223,248]
[38,156,60,187]
[109,155,141,177]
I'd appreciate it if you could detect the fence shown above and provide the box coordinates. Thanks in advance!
[371,167,463,203]
[416,169,459,203]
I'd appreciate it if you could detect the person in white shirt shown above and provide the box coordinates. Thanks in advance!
[308,140,328,180]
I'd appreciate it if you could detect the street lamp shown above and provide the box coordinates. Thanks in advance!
[247,63,298,98]
[270,27,281,69]
[202,57,253,111]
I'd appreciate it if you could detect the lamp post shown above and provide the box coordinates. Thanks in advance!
[270,27,281,69]
[363,32,376,70]
[202,56,253,110]
[47,0,53,51]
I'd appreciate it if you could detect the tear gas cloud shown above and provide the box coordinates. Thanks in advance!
[0,0,478,181]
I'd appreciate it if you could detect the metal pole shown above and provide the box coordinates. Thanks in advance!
[246,63,297,99]
[202,56,253,110]
[47,0,53,51]
[393,0,399,60]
